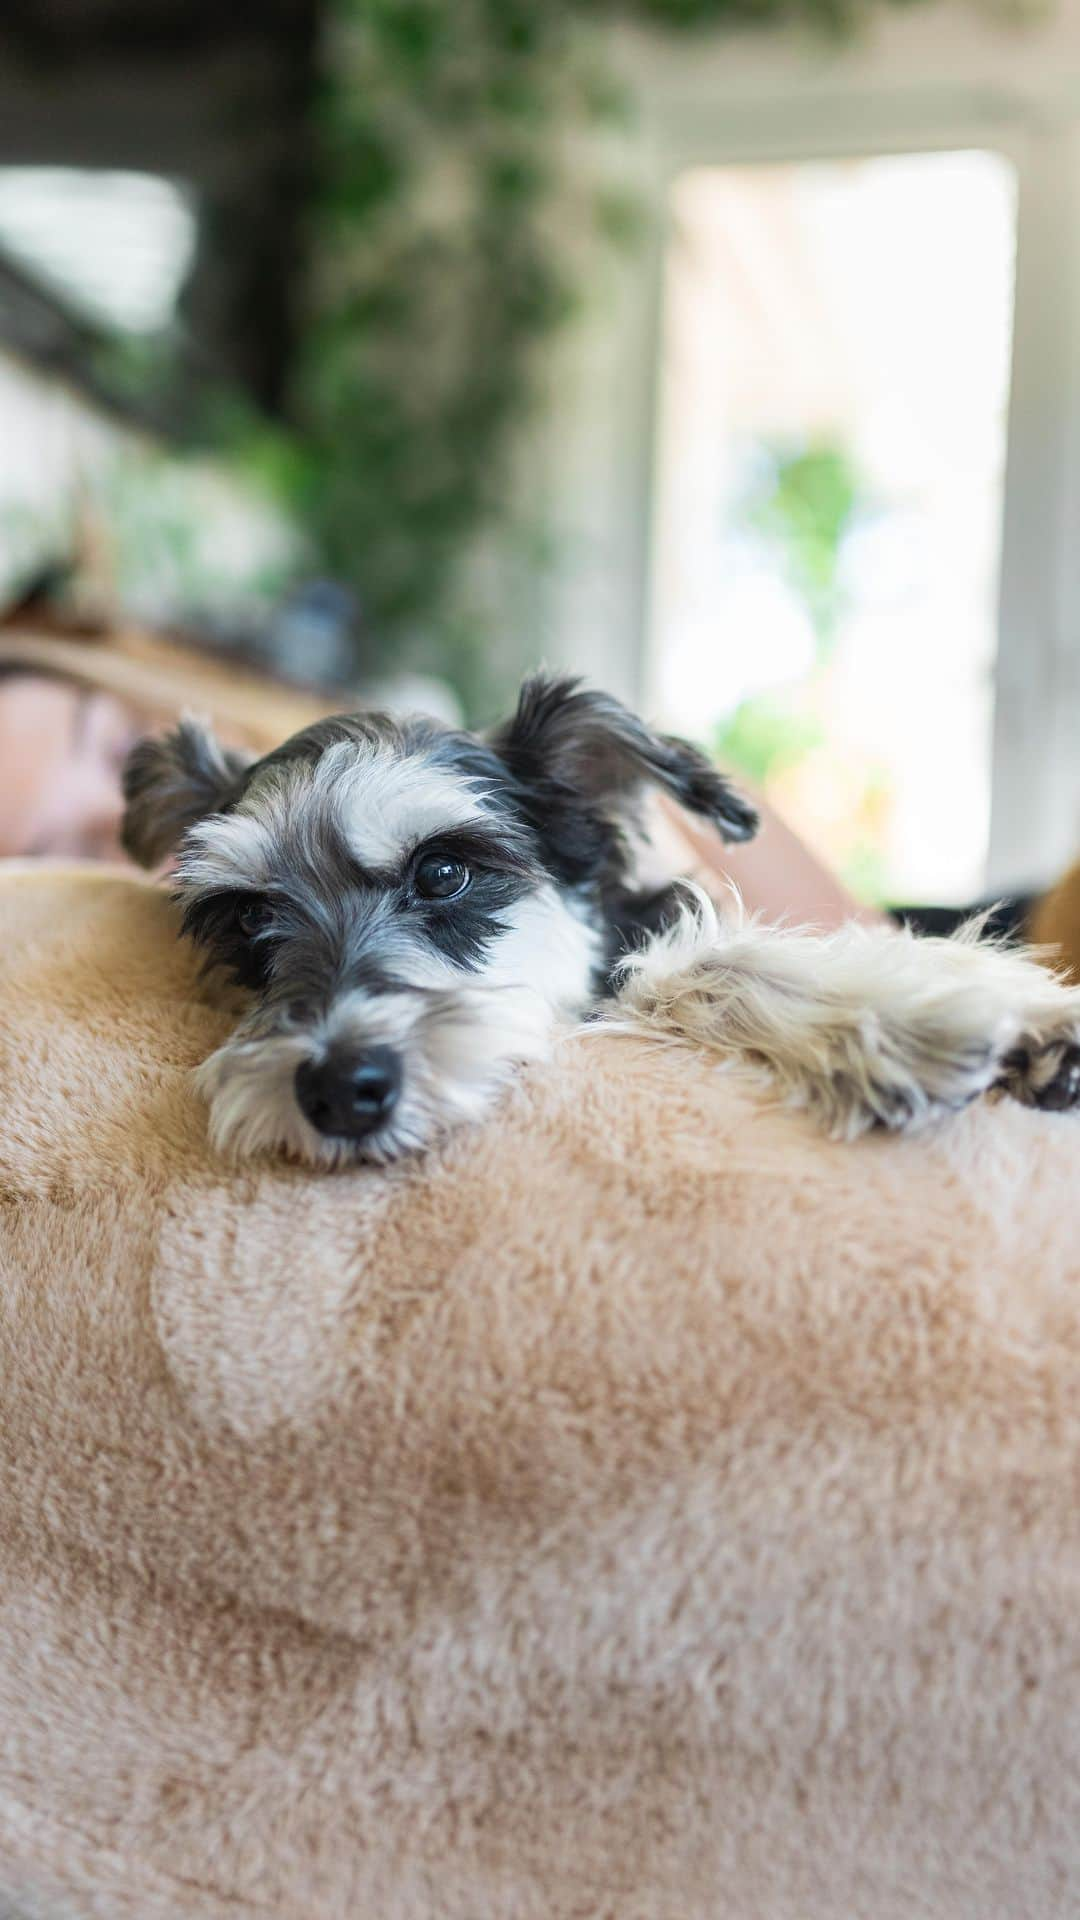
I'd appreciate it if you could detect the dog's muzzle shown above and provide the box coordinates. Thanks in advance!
[294,1045,402,1141]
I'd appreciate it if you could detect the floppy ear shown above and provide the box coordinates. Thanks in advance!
[491,674,758,845]
[121,719,253,868]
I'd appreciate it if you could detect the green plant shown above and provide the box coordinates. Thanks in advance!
[712,690,824,786]
[741,441,862,649]
[282,0,930,709]
[711,434,894,902]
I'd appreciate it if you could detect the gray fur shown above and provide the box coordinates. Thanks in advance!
[121,675,1080,1166]
[121,720,252,869]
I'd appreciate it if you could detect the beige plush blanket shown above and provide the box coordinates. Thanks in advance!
[2,866,1080,1919]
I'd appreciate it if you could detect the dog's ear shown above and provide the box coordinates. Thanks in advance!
[491,674,758,845]
[121,719,253,868]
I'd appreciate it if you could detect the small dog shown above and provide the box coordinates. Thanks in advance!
[122,674,1080,1165]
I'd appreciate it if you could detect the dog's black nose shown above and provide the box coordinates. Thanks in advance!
[295,1047,402,1140]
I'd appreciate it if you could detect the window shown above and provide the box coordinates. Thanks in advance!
[647,151,1017,904]
[0,167,196,335]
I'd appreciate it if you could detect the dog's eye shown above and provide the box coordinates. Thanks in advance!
[237,897,274,938]
[413,854,471,901]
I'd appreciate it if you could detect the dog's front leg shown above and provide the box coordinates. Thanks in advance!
[606,894,1080,1138]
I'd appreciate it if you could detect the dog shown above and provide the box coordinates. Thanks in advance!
[121,674,1080,1165]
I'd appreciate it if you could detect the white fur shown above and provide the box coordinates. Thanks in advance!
[181,741,494,893]
[195,883,599,1166]
[181,719,1080,1163]
[199,980,557,1168]
[333,745,491,868]
[181,804,275,893]
[179,726,611,1166]
[196,1023,321,1163]
[198,879,1080,1163]
[601,888,1080,1138]
[483,885,604,1007]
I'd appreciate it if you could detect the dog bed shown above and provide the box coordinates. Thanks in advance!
[2,864,1080,1919]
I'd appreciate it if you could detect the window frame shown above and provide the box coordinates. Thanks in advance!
[546,4,1080,896]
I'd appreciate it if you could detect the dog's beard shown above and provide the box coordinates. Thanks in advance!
[196,983,560,1167]
[193,882,604,1167]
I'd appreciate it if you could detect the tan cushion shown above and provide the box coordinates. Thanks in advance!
[2,866,1080,1918]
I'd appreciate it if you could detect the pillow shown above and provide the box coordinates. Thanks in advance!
[1,866,1079,1919]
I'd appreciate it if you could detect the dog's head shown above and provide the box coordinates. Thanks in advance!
[122,675,756,1164]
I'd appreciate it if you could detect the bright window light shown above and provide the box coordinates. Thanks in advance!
[648,151,1017,905]
[0,167,197,335]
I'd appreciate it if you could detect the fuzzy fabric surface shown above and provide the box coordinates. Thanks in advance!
[3,866,1080,1919]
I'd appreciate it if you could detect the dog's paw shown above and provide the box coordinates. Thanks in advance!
[606,901,1080,1140]
[938,943,1080,1119]
[999,1037,1080,1111]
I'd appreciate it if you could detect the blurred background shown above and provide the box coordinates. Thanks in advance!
[3,0,1080,901]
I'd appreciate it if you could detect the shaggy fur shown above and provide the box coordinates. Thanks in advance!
[607,888,1080,1134]
[3,866,1080,1918]
[121,676,1080,1164]
[120,681,756,1166]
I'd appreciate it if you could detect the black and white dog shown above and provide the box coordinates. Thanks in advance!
[122,674,1080,1164]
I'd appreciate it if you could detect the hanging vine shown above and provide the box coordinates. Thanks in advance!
[287,0,931,704]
